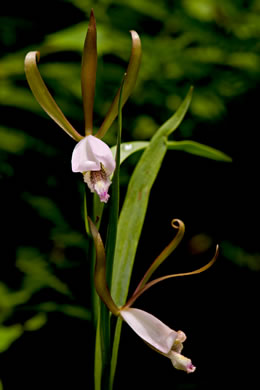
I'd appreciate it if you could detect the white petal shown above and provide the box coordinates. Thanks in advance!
[87,135,115,175]
[71,135,115,175]
[71,136,100,172]
[120,308,178,354]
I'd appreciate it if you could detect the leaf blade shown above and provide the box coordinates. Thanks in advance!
[111,141,149,166]
[109,88,193,389]
[111,87,193,307]
[167,140,232,162]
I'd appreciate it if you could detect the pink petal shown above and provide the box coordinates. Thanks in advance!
[120,308,178,354]
[71,136,100,172]
[87,135,115,175]
[71,135,115,174]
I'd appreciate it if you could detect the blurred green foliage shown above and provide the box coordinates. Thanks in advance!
[0,0,259,386]
[1,0,260,133]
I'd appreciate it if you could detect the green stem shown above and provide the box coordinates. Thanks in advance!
[109,317,123,390]
[91,193,105,327]
[84,188,90,235]
[105,76,125,289]
[100,301,111,389]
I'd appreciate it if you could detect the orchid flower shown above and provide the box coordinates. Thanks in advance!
[24,9,141,202]
[120,308,196,373]
[89,217,218,374]
[72,135,116,203]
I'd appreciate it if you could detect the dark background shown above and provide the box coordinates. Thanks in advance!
[0,0,259,389]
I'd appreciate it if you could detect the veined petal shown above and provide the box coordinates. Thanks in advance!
[120,308,178,354]
[71,135,115,174]
[84,170,111,203]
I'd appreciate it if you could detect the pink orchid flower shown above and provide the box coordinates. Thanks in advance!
[71,135,115,203]
[120,307,196,373]
[89,218,218,375]
[24,9,141,203]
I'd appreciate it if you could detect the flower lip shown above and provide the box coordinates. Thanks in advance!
[120,307,178,354]
[84,169,111,203]
[71,135,115,175]
[168,350,196,373]
[120,307,196,373]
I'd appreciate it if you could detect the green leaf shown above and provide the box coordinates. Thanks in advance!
[111,86,193,308]
[0,126,27,154]
[34,302,91,320]
[167,140,232,162]
[111,141,149,166]
[109,318,123,390]
[109,87,193,388]
[0,325,23,353]
[24,51,83,141]
[94,307,102,390]
[23,313,47,331]
[16,247,70,296]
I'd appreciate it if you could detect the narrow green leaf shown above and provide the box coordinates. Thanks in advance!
[24,313,47,331]
[100,301,111,390]
[111,141,149,166]
[167,140,232,162]
[24,51,83,141]
[111,86,193,308]
[109,87,193,389]
[111,137,167,307]
[94,307,102,390]
[95,31,141,139]
[157,86,193,138]
[81,9,97,135]
[0,325,23,353]
[109,318,123,390]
